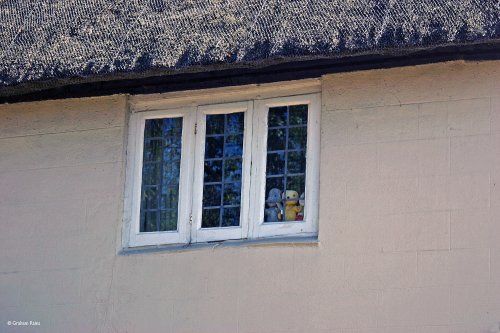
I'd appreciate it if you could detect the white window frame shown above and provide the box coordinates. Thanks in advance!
[124,107,196,247]
[123,93,320,248]
[191,101,253,243]
[249,94,320,239]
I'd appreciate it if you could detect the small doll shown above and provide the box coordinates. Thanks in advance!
[265,188,283,222]
[283,190,303,221]
[296,192,305,220]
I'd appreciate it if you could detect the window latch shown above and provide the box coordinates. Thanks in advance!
[189,214,193,225]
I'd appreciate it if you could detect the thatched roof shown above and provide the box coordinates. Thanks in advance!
[1,0,499,88]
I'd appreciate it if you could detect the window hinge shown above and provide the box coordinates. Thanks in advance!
[194,123,197,135]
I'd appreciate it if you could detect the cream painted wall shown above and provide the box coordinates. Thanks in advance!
[0,60,499,333]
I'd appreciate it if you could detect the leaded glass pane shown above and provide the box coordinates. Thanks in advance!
[140,211,157,232]
[204,160,223,183]
[144,119,163,138]
[226,113,244,134]
[201,112,244,228]
[203,185,222,207]
[206,114,225,135]
[289,105,308,125]
[268,106,287,127]
[288,127,307,150]
[224,135,243,157]
[266,152,285,175]
[264,105,308,223]
[142,163,159,185]
[161,186,179,210]
[202,208,220,228]
[205,136,224,159]
[140,117,183,232]
[159,210,178,231]
[141,186,159,210]
[222,207,241,227]
[267,128,286,151]
[223,158,242,182]
[287,150,306,174]
[223,182,241,206]
[143,139,162,162]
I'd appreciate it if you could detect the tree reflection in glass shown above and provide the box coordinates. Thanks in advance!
[140,117,183,232]
[202,112,244,228]
[264,105,308,223]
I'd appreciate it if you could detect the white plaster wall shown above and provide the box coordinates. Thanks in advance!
[0,60,499,333]
[319,60,500,333]
[0,96,127,332]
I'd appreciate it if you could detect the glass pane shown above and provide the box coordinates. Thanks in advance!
[162,162,181,185]
[287,176,305,195]
[267,129,286,151]
[204,160,223,183]
[224,135,243,157]
[203,185,222,207]
[163,118,182,136]
[159,210,178,231]
[164,136,181,160]
[265,177,284,196]
[140,117,182,232]
[288,127,307,150]
[264,105,308,223]
[205,136,224,159]
[227,113,244,133]
[161,186,179,210]
[144,119,163,138]
[224,158,242,182]
[222,207,240,227]
[140,211,157,232]
[288,150,306,174]
[163,147,181,162]
[143,139,162,162]
[266,152,285,176]
[201,112,244,229]
[268,106,287,127]
[223,182,241,206]
[141,186,158,210]
[289,105,308,125]
[142,163,159,185]
[202,208,220,228]
[206,114,225,135]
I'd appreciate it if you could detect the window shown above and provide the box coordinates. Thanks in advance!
[124,94,320,247]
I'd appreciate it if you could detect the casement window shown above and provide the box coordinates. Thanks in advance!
[124,94,320,247]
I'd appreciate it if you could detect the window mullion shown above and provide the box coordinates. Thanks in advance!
[219,115,227,228]
[244,100,255,239]
[189,112,203,243]
[156,139,164,232]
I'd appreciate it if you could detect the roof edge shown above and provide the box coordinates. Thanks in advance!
[1,41,500,104]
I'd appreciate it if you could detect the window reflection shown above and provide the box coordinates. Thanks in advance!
[140,118,183,232]
[264,105,307,223]
[202,112,245,228]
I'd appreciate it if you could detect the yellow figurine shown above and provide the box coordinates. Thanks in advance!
[283,190,303,221]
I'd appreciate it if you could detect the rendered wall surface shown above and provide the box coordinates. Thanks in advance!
[0,60,499,333]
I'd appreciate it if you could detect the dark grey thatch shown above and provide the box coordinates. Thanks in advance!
[1,0,499,87]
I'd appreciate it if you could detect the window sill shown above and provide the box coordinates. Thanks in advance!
[120,235,319,255]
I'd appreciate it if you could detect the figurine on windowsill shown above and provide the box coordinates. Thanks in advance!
[283,190,303,221]
[296,192,305,220]
[265,188,283,222]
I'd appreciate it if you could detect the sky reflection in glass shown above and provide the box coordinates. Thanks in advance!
[202,112,244,228]
[264,105,308,223]
[140,117,182,232]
